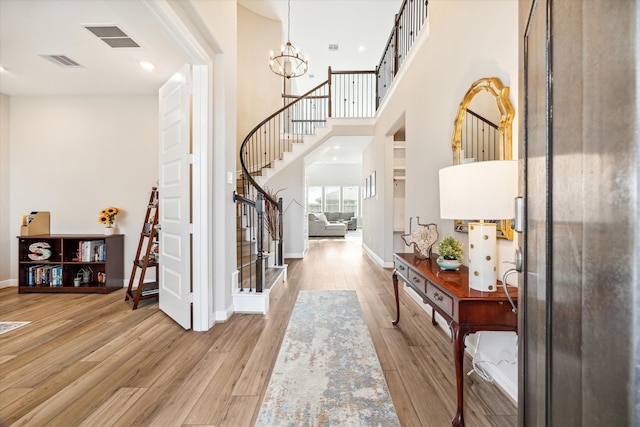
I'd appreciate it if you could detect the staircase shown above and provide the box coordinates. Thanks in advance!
[232,0,429,314]
[232,69,377,313]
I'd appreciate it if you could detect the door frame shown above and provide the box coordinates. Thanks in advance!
[143,1,213,331]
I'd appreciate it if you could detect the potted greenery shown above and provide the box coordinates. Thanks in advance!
[436,236,464,270]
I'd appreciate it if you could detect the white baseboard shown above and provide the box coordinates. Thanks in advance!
[362,243,394,268]
[284,252,305,259]
[214,303,234,322]
[0,279,17,289]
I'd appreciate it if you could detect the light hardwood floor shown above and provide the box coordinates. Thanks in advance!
[0,234,516,426]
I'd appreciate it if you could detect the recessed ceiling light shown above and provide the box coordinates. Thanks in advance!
[0,65,5,72]
[140,61,155,71]
[334,145,340,150]
[358,46,365,53]
[332,156,337,161]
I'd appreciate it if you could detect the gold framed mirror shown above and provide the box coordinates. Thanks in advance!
[450,77,515,240]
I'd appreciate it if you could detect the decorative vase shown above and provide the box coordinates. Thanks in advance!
[437,256,462,271]
[104,226,115,236]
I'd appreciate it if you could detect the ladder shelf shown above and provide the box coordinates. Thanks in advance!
[125,187,159,309]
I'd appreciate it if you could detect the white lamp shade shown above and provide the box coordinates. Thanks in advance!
[438,160,518,292]
[439,160,518,220]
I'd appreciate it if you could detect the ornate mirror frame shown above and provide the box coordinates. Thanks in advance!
[450,77,515,240]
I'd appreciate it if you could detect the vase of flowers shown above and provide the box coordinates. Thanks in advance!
[99,206,120,235]
[436,236,464,270]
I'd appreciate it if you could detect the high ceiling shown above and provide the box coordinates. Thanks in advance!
[0,0,400,96]
[0,0,401,163]
[0,0,187,96]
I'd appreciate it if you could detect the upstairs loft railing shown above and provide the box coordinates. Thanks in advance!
[234,0,429,293]
[377,0,429,103]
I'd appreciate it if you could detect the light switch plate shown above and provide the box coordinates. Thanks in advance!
[227,171,233,184]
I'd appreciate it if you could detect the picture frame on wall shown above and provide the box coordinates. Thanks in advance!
[365,177,370,198]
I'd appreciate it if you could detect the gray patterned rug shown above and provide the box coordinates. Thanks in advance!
[255,290,400,426]
[0,321,30,335]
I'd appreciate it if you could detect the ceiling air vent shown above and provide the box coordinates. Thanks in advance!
[39,54,82,68]
[85,25,140,48]
[328,44,339,51]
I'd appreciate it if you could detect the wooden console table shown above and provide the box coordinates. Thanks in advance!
[392,252,518,427]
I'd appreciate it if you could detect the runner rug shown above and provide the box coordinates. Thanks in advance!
[0,321,30,335]
[255,290,400,426]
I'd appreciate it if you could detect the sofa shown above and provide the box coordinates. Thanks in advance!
[322,212,357,230]
[308,213,347,237]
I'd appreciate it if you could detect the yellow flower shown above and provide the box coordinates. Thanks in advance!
[98,207,120,227]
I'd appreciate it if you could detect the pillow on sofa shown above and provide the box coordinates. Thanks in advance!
[315,213,329,223]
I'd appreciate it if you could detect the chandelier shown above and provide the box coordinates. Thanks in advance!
[269,0,308,78]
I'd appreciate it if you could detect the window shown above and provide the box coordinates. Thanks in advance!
[342,186,359,214]
[306,185,362,216]
[324,186,341,212]
[308,186,323,212]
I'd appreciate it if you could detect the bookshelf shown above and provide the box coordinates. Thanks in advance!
[17,234,124,293]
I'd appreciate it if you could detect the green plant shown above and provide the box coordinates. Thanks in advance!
[437,236,464,260]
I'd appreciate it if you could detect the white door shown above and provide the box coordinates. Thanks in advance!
[158,64,192,329]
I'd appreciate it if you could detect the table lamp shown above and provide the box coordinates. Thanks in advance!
[439,160,517,292]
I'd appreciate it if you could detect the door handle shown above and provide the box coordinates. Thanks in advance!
[502,268,518,314]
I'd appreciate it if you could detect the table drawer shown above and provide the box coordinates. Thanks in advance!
[408,269,427,291]
[394,258,409,277]
[426,282,454,317]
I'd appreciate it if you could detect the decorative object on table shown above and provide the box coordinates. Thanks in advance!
[436,236,464,270]
[98,206,120,235]
[27,241,52,260]
[401,216,438,259]
[20,211,50,236]
[439,160,518,291]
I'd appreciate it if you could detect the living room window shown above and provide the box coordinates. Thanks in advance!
[307,185,361,217]
[343,186,359,214]
[324,186,341,212]
[308,186,323,212]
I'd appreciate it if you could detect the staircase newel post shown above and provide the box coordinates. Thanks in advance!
[278,197,284,266]
[328,66,333,118]
[255,194,264,293]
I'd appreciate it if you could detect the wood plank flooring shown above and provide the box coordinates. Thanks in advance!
[0,234,517,426]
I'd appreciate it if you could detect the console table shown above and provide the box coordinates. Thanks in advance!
[392,253,518,427]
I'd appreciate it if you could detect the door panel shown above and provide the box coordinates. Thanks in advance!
[520,1,637,425]
[158,64,192,330]
[521,1,550,424]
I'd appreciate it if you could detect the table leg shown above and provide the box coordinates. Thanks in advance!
[451,323,469,427]
[432,307,438,326]
[392,270,400,325]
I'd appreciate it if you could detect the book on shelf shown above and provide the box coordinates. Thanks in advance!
[76,240,105,262]
[28,265,62,286]
[141,287,159,297]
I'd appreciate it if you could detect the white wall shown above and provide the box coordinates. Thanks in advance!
[0,93,10,285]
[307,163,362,186]
[263,157,306,258]
[8,96,159,285]
[237,4,282,171]
[364,0,520,401]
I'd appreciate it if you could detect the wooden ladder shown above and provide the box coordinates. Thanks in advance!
[125,187,159,309]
